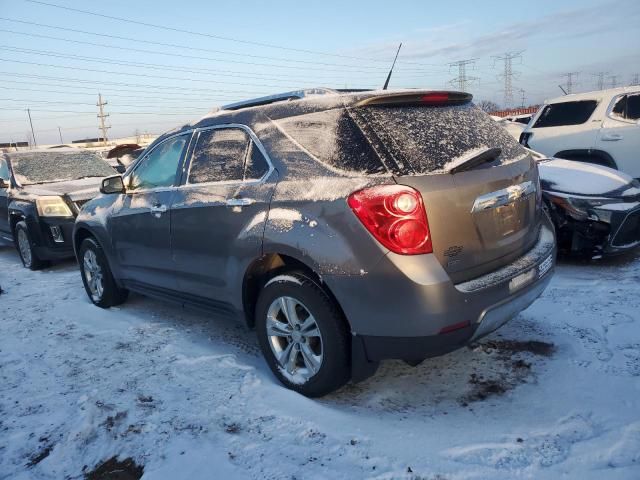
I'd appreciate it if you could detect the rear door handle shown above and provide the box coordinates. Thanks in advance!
[226,198,254,207]
[150,204,167,214]
[601,133,623,141]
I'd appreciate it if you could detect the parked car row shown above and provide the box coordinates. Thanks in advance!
[0,87,635,396]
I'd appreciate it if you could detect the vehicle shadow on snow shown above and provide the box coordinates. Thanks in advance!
[325,314,556,415]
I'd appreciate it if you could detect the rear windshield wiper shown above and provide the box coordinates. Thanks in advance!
[448,147,502,174]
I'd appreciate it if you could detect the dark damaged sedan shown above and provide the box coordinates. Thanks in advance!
[536,155,640,257]
[0,149,115,269]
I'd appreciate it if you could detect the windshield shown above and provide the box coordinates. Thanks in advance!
[8,151,115,185]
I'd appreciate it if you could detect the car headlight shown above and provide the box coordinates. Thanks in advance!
[546,193,612,220]
[36,196,73,217]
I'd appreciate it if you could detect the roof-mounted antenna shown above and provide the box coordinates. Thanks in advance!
[383,43,402,90]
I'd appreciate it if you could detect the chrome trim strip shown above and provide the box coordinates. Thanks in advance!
[471,181,535,213]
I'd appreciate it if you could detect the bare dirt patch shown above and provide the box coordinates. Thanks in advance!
[84,457,143,480]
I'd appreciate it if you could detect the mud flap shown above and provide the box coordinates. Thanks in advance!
[351,335,379,383]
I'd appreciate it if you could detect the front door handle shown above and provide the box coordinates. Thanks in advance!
[150,204,167,216]
[226,198,254,207]
[601,133,623,141]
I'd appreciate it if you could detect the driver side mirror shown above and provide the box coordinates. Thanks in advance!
[100,175,125,194]
[0,178,8,189]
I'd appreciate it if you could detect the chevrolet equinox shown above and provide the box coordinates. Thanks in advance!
[73,89,556,397]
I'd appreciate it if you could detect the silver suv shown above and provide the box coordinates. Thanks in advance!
[74,89,556,396]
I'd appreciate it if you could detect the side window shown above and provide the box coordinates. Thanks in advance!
[189,128,249,184]
[0,159,9,181]
[128,135,188,191]
[532,100,598,128]
[626,94,640,120]
[244,142,270,180]
[611,96,627,119]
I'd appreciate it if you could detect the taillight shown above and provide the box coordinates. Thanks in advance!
[347,185,432,255]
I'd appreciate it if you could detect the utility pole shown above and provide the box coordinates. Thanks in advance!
[630,73,639,86]
[608,75,619,88]
[493,51,523,109]
[26,108,37,148]
[519,88,526,108]
[448,58,479,92]
[593,71,608,90]
[96,93,111,146]
[58,126,63,144]
[561,72,580,94]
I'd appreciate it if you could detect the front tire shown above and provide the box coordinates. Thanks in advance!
[79,237,128,308]
[14,220,48,270]
[255,272,350,397]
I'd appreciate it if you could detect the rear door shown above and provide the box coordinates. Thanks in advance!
[596,92,640,178]
[0,158,10,238]
[170,125,276,302]
[351,100,541,283]
[109,133,190,290]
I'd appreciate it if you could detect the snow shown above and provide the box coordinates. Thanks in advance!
[1,241,640,479]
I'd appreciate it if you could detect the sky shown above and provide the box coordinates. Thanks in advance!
[1,0,639,145]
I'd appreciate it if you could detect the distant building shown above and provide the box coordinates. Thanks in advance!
[490,106,540,118]
[71,137,107,144]
[0,141,28,149]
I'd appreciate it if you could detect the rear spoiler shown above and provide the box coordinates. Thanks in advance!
[355,91,472,107]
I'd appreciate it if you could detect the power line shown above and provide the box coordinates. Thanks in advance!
[22,1,449,69]
[0,22,426,74]
[0,44,380,86]
[448,58,479,92]
[631,73,640,86]
[493,51,523,108]
[560,72,580,94]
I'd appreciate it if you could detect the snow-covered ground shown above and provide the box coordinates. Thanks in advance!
[1,241,639,479]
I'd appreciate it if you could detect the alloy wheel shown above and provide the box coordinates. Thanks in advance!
[17,228,32,266]
[83,249,104,302]
[266,296,323,384]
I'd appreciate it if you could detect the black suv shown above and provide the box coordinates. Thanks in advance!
[74,89,555,396]
[0,149,115,269]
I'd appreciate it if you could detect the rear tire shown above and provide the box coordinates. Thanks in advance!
[255,272,351,397]
[79,237,128,308]
[14,221,48,270]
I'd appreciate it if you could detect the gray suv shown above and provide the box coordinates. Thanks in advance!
[74,89,556,396]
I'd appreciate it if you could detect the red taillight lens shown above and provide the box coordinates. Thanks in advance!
[347,185,433,255]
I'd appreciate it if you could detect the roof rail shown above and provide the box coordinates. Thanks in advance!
[221,88,338,111]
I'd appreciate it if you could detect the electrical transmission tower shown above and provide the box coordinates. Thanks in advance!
[493,51,523,109]
[561,72,580,94]
[630,73,639,86]
[608,75,619,88]
[593,71,608,90]
[96,93,111,146]
[519,89,526,108]
[448,58,479,92]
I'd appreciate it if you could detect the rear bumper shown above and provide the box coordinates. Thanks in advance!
[324,218,556,362]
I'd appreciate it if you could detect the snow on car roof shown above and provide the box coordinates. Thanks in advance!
[544,86,640,105]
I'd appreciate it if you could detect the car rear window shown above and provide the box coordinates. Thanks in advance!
[532,100,598,128]
[351,103,527,174]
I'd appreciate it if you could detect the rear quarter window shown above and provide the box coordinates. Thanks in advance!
[532,100,598,128]
[273,108,386,175]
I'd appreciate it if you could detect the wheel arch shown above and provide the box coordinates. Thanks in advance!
[241,252,348,331]
[554,149,617,169]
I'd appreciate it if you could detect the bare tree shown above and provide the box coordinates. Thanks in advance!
[477,100,500,113]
